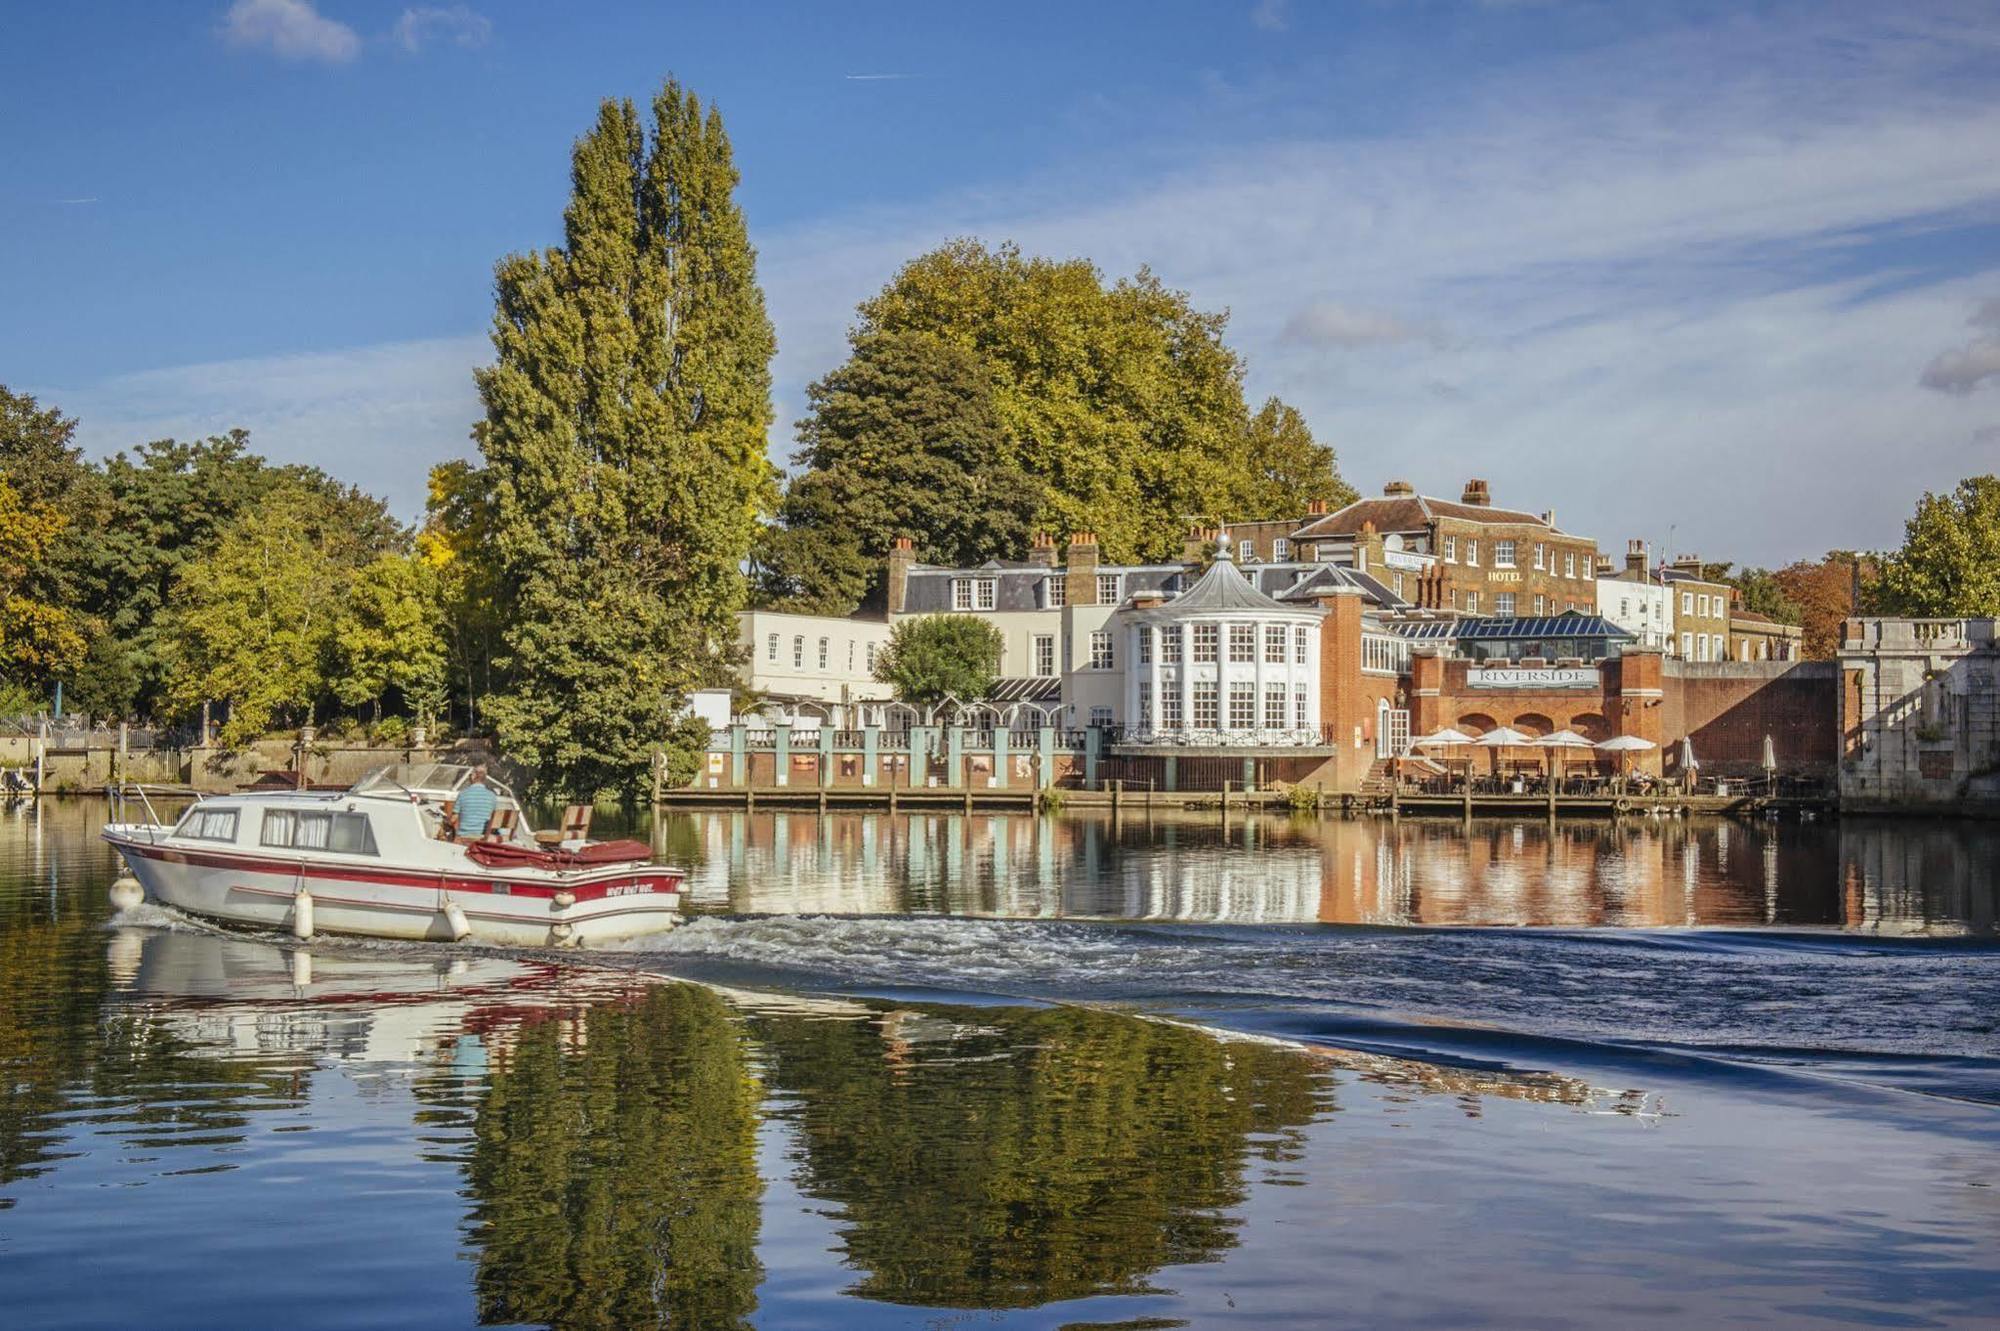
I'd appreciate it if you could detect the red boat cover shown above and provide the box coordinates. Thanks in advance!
[465,838,655,870]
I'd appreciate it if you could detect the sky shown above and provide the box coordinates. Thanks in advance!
[4,0,1998,566]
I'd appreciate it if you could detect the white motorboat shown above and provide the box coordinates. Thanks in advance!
[102,763,683,947]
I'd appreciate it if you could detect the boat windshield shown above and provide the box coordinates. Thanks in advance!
[350,763,474,801]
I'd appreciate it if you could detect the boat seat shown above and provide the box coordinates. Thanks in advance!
[481,807,519,843]
[560,804,593,841]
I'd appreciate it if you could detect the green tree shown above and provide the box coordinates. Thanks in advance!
[785,239,1350,573]
[474,80,775,798]
[0,478,86,682]
[333,554,448,726]
[1237,396,1355,519]
[1873,476,2000,617]
[754,327,1044,613]
[872,615,1004,708]
[0,387,108,694]
[161,484,363,744]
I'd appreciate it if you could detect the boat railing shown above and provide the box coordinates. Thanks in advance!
[109,781,202,829]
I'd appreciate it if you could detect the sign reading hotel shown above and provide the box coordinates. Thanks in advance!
[1467,665,1598,689]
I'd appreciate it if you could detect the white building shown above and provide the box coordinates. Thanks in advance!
[1597,576,1672,652]
[735,609,894,727]
[1117,552,1325,742]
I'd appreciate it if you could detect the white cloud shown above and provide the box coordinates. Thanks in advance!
[1251,0,1289,33]
[1920,297,2000,394]
[50,336,487,520]
[1282,302,1438,349]
[392,5,492,54]
[220,0,360,63]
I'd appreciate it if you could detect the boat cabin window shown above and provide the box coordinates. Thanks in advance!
[174,807,240,842]
[260,808,379,855]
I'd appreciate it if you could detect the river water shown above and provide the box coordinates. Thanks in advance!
[2,800,1996,1329]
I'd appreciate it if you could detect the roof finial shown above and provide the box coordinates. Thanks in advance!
[1216,527,1233,562]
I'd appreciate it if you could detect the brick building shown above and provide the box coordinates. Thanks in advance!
[1728,610,1803,662]
[1290,480,1599,618]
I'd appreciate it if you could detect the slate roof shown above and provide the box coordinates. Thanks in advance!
[1149,556,1291,614]
[1291,493,1563,541]
[1268,563,1409,608]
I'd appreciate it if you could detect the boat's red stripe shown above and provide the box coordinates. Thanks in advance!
[114,841,682,902]
[231,883,679,924]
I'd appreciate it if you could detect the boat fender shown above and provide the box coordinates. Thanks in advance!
[550,919,576,947]
[292,888,315,940]
[1613,797,1631,814]
[553,890,576,910]
[442,899,472,942]
[108,873,144,913]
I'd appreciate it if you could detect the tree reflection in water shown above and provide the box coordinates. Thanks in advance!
[458,985,762,1330]
[751,1003,1330,1309]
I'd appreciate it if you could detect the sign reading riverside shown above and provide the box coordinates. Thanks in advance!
[1468,666,1598,689]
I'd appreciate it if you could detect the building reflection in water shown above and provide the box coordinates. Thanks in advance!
[668,808,1998,934]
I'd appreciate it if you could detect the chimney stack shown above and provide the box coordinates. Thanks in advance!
[1306,498,1330,516]
[1383,480,1415,497]
[887,537,916,614]
[1027,531,1057,568]
[1624,539,1646,577]
[1065,531,1102,605]
[1460,479,1491,507]
[1182,524,1214,565]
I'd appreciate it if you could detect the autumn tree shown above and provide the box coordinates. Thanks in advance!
[1771,555,1861,659]
[333,554,447,727]
[1872,476,2000,618]
[474,80,775,798]
[0,479,86,684]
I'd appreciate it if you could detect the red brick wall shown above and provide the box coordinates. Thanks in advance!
[1659,661,1839,776]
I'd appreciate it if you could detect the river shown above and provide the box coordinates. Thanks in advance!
[1,799,1996,1328]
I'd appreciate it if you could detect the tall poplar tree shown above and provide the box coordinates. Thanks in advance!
[474,81,776,797]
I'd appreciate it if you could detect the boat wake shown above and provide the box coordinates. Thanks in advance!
[610,914,2000,1109]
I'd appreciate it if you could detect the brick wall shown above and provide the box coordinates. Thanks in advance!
[1659,660,1839,777]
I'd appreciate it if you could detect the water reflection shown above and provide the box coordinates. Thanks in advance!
[754,1003,1328,1308]
[672,809,1999,933]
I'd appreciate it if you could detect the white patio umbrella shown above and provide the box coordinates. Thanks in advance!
[1761,734,1777,772]
[1476,726,1536,783]
[1679,735,1699,783]
[1595,733,1658,786]
[1410,728,1477,787]
[1538,728,1594,786]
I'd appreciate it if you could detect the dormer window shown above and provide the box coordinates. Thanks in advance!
[1046,577,1066,608]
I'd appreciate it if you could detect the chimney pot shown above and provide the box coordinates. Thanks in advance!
[1306,499,1330,516]
[1461,479,1491,507]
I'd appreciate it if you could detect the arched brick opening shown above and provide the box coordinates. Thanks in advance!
[1457,712,1498,736]
[1513,712,1554,736]
[1569,712,1610,741]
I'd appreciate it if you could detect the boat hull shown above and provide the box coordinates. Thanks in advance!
[105,829,682,948]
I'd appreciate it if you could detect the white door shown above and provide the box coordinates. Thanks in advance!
[1377,703,1410,758]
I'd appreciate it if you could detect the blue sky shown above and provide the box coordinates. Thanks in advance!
[5,0,1998,563]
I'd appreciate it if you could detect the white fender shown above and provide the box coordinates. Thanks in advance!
[292,888,315,940]
[442,899,472,942]
[108,873,144,913]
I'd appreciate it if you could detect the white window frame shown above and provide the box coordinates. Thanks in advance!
[1466,539,1479,567]
[1496,592,1516,616]
[817,637,829,670]
[1089,629,1114,670]
[1238,539,1254,563]
[1443,535,1457,563]
[793,636,805,668]
[1162,625,1184,665]
[1294,625,1310,662]
[766,632,778,662]
[1273,537,1291,562]
[1228,623,1256,663]
[1193,623,1219,663]
[975,578,996,610]
[1495,539,1516,568]
[1034,634,1055,677]
[1046,577,1066,608]
[1096,573,1120,605]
